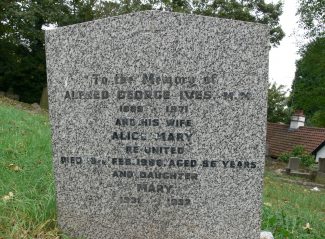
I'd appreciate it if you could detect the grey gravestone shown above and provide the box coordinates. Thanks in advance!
[287,157,300,171]
[40,86,49,109]
[316,158,325,184]
[46,11,269,239]
[319,158,325,173]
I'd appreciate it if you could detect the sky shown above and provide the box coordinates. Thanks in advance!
[268,0,306,91]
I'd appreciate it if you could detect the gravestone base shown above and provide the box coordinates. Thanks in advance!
[315,172,325,184]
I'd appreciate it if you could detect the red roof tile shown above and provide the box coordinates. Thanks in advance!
[266,122,325,157]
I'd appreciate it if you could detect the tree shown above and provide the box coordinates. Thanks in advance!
[0,0,98,103]
[292,1,325,127]
[194,0,284,46]
[0,1,65,102]
[100,0,285,46]
[290,37,325,127]
[310,110,325,127]
[0,1,20,94]
[59,0,101,25]
[297,0,325,38]
[267,83,290,123]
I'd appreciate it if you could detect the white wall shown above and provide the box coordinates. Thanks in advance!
[316,145,325,162]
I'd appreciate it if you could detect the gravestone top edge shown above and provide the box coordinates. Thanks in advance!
[45,10,270,35]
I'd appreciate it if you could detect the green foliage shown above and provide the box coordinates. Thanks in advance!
[278,145,315,167]
[0,0,64,102]
[290,37,325,127]
[100,0,285,46]
[59,0,102,25]
[297,0,325,38]
[267,83,290,123]
[262,207,301,238]
[311,110,325,127]
[193,0,285,46]
[294,1,325,127]
[0,0,99,103]
[278,152,290,163]
[0,104,56,237]
[263,172,325,239]
[262,204,322,238]
[99,0,153,16]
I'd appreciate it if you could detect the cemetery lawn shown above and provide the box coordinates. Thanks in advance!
[1,98,325,239]
[263,172,325,238]
[0,100,65,238]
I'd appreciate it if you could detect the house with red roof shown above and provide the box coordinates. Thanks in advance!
[266,111,325,162]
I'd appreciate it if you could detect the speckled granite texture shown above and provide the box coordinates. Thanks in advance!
[45,10,269,239]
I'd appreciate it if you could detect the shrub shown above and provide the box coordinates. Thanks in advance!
[278,145,315,167]
[278,152,291,163]
[262,206,316,239]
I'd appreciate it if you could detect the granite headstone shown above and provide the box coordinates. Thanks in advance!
[316,158,325,184]
[46,11,269,239]
[319,158,325,173]
[287,157,300,171]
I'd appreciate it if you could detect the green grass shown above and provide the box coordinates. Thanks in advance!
[0,100,324,238]
[262,172,325,238]
[0,103,62,238]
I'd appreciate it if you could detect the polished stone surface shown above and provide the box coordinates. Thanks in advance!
[46,10,269,239]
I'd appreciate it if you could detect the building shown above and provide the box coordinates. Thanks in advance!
[267,111,325,162]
